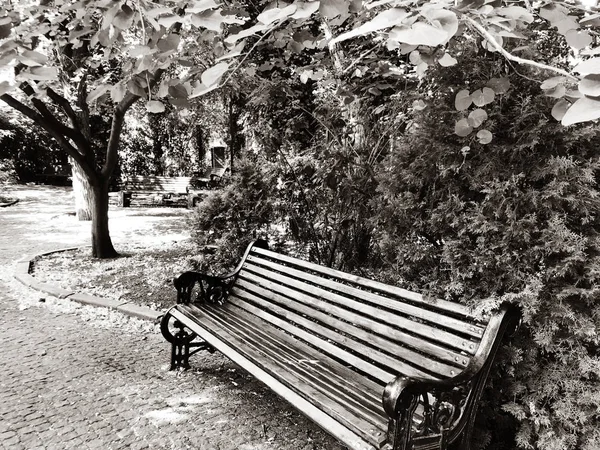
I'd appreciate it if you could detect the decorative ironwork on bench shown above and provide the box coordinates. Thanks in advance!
[160,312,216,370]
[174,271,236,305]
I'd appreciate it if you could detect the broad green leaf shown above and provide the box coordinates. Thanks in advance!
[113,4,135,30]
[455,89,472,111]
[331,8,408,44]
[216,40,246,62]
[145,6,173,18]
[158,14,181,28]
[421,9,458,44]
[320,0,349,20]
[539,3,569,25]
[19,50,47,66]
[22,66,58,81]
[129,45,154,57]
[0,22,12,40]
[168,84,188,99]
[561,96,600,126]
[0,81,13,96]
[481,34,503,52]
[497,6,534,23]
[555,15,579,35]
[225,22,269,44]
[146,100,165,113]
[477,129,492,144]
[544,84,566,98]
[389,22,448,47]
[127,78,147,97]
[565,89,582,101]
[486,77,510,94]
[111,83,126,102]
[0,49,16,66]
[189,82,219,98]
[409,50,421,65]
[186,0,220,14]
[291,2,320,20]
[468,108,488,128]
[566,30,592,50]
[471,87,495,107]
[540,76,566,90]
[157,34,180,53]
[201,61,229,87]
[86,84,111,103]
[438,53,457,67]
[68,27,94,43]
[257,5,297,25]
[455,118,473,137]
[578,74,600,97]
[551,99,570,121]
[574,58,600,75]
[191,10,227,31]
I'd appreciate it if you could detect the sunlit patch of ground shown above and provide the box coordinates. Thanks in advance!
[7,184,200,311]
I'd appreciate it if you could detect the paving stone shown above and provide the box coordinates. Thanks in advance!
[0,187,342,450]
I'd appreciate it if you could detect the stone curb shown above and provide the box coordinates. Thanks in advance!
[13,247,164,322]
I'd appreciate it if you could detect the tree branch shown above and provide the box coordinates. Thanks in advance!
[46,87,78,125]
[0,93,96,181]
[18,81,91,151]
[463,15,578,81]
[101,92,140,178]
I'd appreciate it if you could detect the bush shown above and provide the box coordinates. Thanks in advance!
[190,157,278,272]
[374,69,600,449]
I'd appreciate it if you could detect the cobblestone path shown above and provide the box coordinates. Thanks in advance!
[0,186,340,450]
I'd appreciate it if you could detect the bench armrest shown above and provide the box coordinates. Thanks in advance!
[174,271,237,305]
[382,375,465,419]
[174,239,269,306]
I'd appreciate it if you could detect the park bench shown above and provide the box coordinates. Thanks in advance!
[160,240,519,450]
[186,167,229,207]
[119,175,191,207]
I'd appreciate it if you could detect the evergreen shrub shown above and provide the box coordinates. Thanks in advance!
[190,157,277,272]
[374,73,600,449]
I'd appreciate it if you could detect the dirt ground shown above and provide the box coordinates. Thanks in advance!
[20,185,199,311]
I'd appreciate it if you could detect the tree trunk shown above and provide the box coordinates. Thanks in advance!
[70,158,94,221]
[91,180,118,258]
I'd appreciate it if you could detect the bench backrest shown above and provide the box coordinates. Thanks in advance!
[230,245,507,386]
[122,176,191,193]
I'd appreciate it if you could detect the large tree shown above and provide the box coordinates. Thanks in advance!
[1,0,600,258]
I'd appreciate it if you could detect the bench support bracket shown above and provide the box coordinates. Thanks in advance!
[161,312,215,370]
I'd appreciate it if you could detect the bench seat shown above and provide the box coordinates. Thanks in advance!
[161,240,519,450]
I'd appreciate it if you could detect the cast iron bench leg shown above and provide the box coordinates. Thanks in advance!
[161,312,215,370]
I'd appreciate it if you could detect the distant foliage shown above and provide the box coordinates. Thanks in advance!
[0,119,67,182]
[190,157,277,272]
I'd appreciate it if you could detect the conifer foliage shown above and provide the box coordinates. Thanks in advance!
[375,52,600,450]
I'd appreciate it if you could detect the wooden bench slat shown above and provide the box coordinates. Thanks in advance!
[251,247,480,320]
[236,275,465,378]
[246,255,484,339]
[210,303,386,417]
[201,305,389,435]
[178,305,387,449]
[232,286,442,381]
[242,261,479,355]
[170,307,379,450]
[225,295,397,383]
